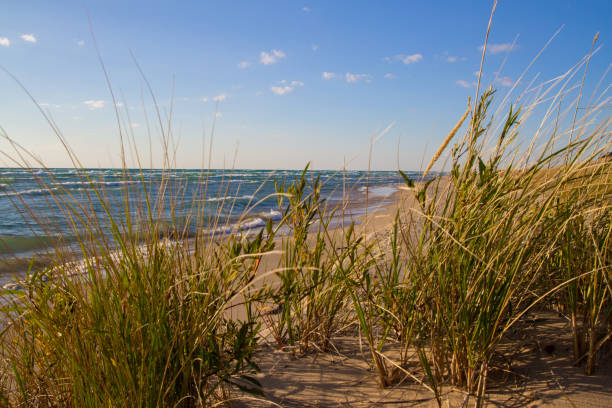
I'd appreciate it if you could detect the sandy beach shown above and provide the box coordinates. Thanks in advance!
[230,186,612,408]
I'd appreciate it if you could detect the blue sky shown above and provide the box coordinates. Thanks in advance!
[0,0,610,170]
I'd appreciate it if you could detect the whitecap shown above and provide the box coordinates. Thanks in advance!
[204,195,255,202]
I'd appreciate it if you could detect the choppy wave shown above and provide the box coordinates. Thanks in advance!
[52,180,138,187]
[204,195,255,202]
[0,187,63,197]
[202,209,282,235]
[0,168,414,260]
[358,185,399,198]
[0,180,141,197]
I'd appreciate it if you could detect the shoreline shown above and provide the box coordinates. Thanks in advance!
[0,182,405,290]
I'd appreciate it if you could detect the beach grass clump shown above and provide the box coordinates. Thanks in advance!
[260,169,356,355]
[549,190,611,374]
[408,94,553,398]
[0,170,269,407]
[341,84,611,406]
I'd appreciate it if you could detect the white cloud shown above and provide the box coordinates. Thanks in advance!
[77,40,85,47]
[215,112,223,118]
[83,100,105,109]
[201,97,209,103]
[447,56,458,63]
[345,72,371,83]
[260,49,286,65]
[130,122,140,128]
[20,34,36,43]
[0,37,10,47]
[455,80,472,88]
[311,43,319,51]
[496,76,514,87]
[270,80,303,95]
[479,43,516,54]
[237,61,250,69]
[322,72,337,80]
[213,93,228,102]
[384,73,396,79]
[270,86,293,95]
[302,7,311,12]
[386,53,423,65]
[400,54,422,64]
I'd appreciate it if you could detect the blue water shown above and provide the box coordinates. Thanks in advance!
[0,168,420,275]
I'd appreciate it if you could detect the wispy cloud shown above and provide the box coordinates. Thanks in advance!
[302,6,311,12]
[83,100,105,110]
[436,53,466,63]
[40,103,61,108]
[215,112,223,118]
[322,72,337,80]
[495,76,514,87]
[237,61,250,69]
[77,40,85,47]
[479,43,516,54]
[311,43,319,52]
[0,37,10,47]
[130,122,140,128]
[202,93,229,103]
[384,73,396,79]
[455,80,472,88]
[444,55,467,64]
[386,53,423,65]
[260,49,286,65]
[213,93,228,102]
[270,80,304,95]
[345,72,371,83]
[20,34,36,43]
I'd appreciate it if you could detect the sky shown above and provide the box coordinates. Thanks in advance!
[0,0,610,170]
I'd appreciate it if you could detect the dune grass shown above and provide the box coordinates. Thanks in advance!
[0,26,611,408]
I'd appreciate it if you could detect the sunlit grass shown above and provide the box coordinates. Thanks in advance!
[0,21,611,408]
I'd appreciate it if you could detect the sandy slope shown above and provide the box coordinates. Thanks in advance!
[233,185,612,408]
